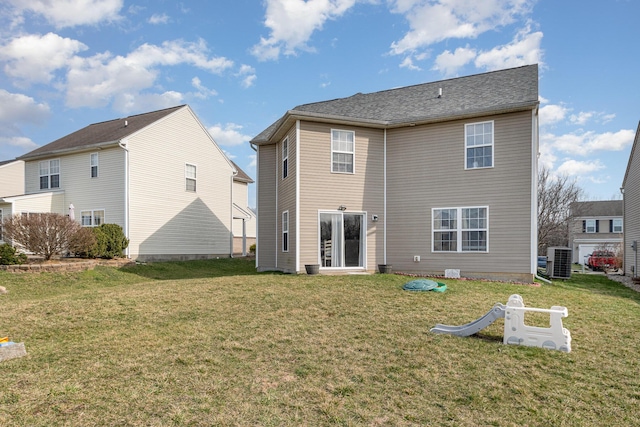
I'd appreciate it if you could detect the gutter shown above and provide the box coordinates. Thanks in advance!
[18,140,122,161]
[118,140,130,258]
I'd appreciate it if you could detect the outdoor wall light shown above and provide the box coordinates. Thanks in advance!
[338,205,347,211]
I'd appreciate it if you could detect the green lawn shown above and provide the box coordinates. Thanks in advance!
[1,259,639,426]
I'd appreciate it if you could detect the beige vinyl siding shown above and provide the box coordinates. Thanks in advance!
[11,192,65,215]
[232,180,255,239]
[386,110,534,281]
[625,146,640,277]
[127,106,233,260]
[277,126,297,272]
[0,161,24,197]
[298,121,384,271]
[257,144,277,270]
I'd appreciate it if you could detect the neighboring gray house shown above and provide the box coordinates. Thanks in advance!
[568,200,623,264]
[251,65,540,282]
[1,105,240,261]
[622,121,640,278]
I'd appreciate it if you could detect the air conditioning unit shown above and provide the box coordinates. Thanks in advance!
[547,247,572,279]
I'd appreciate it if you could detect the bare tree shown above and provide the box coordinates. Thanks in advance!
[2,213,84,260]
[538,167,583,255]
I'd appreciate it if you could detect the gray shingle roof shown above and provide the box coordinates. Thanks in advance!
[230,160,254,183]
[18,105,186,160]
[252,64,538,144]
[571,200,623,217]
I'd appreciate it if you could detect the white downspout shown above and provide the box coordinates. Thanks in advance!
[251,143,259,268]
[384,129,387,265]
[230,169,237,258]
[118,140,130,258]
[531,108,539,277]
[296,120,301,273]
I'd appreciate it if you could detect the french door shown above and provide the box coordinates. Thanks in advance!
[319,212,365,268]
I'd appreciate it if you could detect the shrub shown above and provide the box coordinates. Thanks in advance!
[68,227,98,258]
[249,243,256,254]
[0,244,27,265]
[91,224,129,259]
[2,213,81,260]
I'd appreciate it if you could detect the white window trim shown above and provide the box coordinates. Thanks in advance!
[90,153,99,178]
[282,137,289,179]
[331,129,355,174]
[317,210,367,269]
[282,210,289,253]
[612,218,623,233]
[185,163,197,192]
[432,206,489,253]
[585,219,596,233]
[39,159,61,190]
[80,209,105,227]
[464,121,494,170]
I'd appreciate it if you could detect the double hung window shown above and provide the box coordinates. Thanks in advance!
[39,159,60,189]
[90,153,99,178]
[282,211,289,252]
[331,130,354,173]
[612,218,622,233]
[185,164,196,192]
[585,219,597,233]
[465,121,493,169]
[282,138,288,179]
[433,207,488,252]
[81,209,105,227]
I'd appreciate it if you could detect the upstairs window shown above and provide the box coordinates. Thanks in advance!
[185,163,197,192]
[81,209,104,227]
[331,130,354,173]
[282,138,288,179]
[465,121,493,169]
[612,218,623,233]
[90,153,99,178]
[585,219,597,233]
[39,159,60,189]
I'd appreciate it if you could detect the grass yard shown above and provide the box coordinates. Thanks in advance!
[0,259,639,426]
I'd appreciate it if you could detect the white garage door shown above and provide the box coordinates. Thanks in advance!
[578,244,598,265]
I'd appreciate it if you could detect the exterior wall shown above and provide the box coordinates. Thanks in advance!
[256,144,277,270]
[298,121,384,273]
[624,146,640,277]
[275,125,298,272]
[386,111,534,282]
[232,180,256,255]
[0,160,24,197]
[126,106,234,260]
[8,192,66,215]
[568,217,623,264]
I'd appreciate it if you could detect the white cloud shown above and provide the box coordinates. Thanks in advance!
[191,77,218,99]
[0,33,88,85]
[556,159,605,176]
[546,129,635,156]
[5,0,124,28]
[237,64,257,88]
[474,26,543,71]
[539,103,568,126]
[208,123,253,147]
[432,46,476,76]
[569,111,594,126]
[0,136,39,151]
[0,89,50,130]
[252,0,358,61]
[65,39,234,110]
[148,13,170,25]
[389,0,534,55]
[112,91,184,114]
[399,56,421,70]
[248,153,257,169]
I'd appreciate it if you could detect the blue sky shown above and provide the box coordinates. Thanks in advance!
[0,0,638,207]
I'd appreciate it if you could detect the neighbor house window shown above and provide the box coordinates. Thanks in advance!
[331,130,354,173]
[81,209,105,227]
[282,211,289,252]
[282,138,288,179]
[585,219,597,233]
[185,163,196,192]
[39,159,60,189]
[433,207,488,252]
[612,218,623,233]
[90,153,99,178]
[465,121,493,169]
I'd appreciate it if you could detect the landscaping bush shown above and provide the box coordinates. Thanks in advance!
[0,243,27,265]
[91,224,129,259]
[2,213,81,260]
[249,243,256,254]
[68,226,98,258]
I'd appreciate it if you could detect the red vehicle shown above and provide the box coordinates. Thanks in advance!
[587,251,616,271]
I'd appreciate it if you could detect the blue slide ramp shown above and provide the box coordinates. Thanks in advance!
[430,303,506,337]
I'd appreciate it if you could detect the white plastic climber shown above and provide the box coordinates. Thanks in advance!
[503,294,571,352]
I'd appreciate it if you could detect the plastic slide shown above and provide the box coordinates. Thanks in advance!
[430,303,506,337]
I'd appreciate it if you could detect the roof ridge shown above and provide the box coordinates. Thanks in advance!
[89,104,186,126]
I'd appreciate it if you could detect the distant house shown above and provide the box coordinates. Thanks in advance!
[0,105,245,261]
[621,121,640,278]
[251,65,540,282]
[0,159,25,197]
[568,200,623,264]
[231,160,256,255]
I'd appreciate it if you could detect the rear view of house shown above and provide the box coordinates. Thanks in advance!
[568,200,623,265]
[2,105,239,261]
[252,65,539,282]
